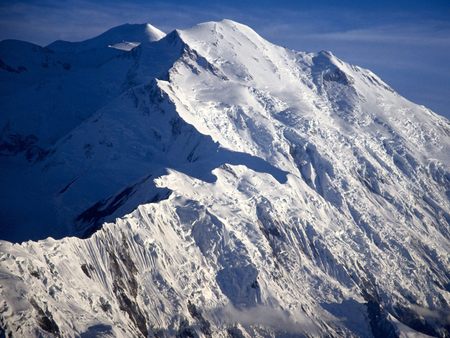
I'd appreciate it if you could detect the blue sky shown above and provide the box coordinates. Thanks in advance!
[1,0,449,118]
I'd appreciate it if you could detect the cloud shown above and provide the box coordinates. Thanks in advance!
[1,1,449,49]
[0,0,242,45]
[410,305,450,325]
[0,0,449,117]
[302,22,450,47]
[210,303,320,335]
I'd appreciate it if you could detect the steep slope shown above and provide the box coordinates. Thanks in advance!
[0,23,170,241]
[48,23,165,53]
[0,20,449,337]
[0,22,166,149]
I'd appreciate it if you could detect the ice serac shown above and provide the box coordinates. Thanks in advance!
[1,19,449,337]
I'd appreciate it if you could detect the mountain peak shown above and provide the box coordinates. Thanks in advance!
[1,18,449,338]
[144,23,166,41]
[178,18,263,43]
[47,22,166,52]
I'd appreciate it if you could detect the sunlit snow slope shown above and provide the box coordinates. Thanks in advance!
[1,19,449,337]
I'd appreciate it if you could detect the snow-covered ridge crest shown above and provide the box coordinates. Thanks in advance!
[0,19,449,337]
[108,23,166,51]
[49,22,166,52]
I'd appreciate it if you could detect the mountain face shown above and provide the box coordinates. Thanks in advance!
[0,19,449,337]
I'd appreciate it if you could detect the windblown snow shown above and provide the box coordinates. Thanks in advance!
[0,19,449,337]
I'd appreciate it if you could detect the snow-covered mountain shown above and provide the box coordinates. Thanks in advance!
[1,19,449,337]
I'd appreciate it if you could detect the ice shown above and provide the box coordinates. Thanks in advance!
[0,19,449,337]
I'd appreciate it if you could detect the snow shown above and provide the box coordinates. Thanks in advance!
[109,41,141,51]
[47,23,166,52]
[0,19,449,337]
[145,23,166,41]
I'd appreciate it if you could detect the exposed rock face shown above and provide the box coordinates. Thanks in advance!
[0,19,449,337]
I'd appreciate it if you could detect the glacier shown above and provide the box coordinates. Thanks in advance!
[0,19,449,337]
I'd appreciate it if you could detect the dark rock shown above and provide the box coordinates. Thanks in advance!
[187,301,212,336]
[29,298,60,336]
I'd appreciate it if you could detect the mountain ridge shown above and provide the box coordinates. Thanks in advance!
[46,22,166,52]
[0,19,449,337]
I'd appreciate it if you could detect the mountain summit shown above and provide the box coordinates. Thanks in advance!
[47,22,166,52]
[0,19,449,337]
